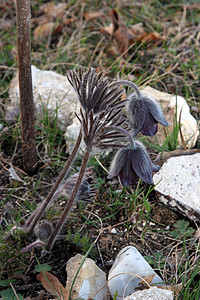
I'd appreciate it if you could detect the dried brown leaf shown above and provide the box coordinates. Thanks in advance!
[154,282,183,295]
[140,273,156,285]
[43,2,68,18]
[128,23,146,42]
[135,274,156,290]
[34,22,62,41]
[101,10,163,57]
[137,31,162,42]
[100,24,114,36]
[83,11,104,21]
[110,9,129,57]
[37,271,69,300]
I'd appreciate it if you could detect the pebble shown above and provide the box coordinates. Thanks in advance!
[108,246,164,300]
[66,254,108,300]
[124,286,173,300]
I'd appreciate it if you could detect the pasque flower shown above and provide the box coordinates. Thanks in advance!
[108,141,160,186]
[126,93,169,137]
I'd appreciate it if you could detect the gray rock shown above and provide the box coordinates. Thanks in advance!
[153,153,200,221]
[9,65,80,132]
[66,253,108,300]
[108,246,164,300]
[142,86,199,149]
[124,286,173,300]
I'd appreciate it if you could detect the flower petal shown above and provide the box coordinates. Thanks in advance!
[118,150,138,185]
[108,148,128,179]
[131,143,154,184]
[126,94,145,136]
[141,110,158,136]
[142,94,169,126]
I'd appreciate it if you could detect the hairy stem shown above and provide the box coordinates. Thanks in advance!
[106,125,135,148]
[45,150,90,251]
[108,80,141,100]
[26,129,82,233]
[20,240,45,253]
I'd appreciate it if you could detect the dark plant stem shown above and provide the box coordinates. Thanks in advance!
[45,150,90,251]
[26,129,82,233]
[109,80,141,100]
[16,0,38,174]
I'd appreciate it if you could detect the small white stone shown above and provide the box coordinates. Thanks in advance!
[124,286,173,300]
[66,254,108,300]
[9,65,80,139]
[111,228,117,234]
[149,222,155,226]
[108,246,164,300]
[153,153,200,221]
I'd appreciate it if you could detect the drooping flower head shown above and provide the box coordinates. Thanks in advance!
[108,140,160,186]
[126,92,169,137]
[109,80,169,137]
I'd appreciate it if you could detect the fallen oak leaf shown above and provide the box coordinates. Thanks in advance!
[37,271,69,300]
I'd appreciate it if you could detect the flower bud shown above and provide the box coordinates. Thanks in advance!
[34,220,53,242]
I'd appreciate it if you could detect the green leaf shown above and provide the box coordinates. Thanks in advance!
[0,279,18,287]
[169,220,195,239]
[34,263,52,273]
[1,288,23,300]
[174,220,189,233]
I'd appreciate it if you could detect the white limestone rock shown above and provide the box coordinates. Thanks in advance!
[108,246,164,300]
[142,86,199,148]
[9,65,80,132]
[124,286,173,300]
[153,153,200,221]
[66,254,108,300]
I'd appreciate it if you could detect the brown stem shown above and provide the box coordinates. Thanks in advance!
[16,0,38,174]
[45,150,90,251]
[26,129,82,233]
